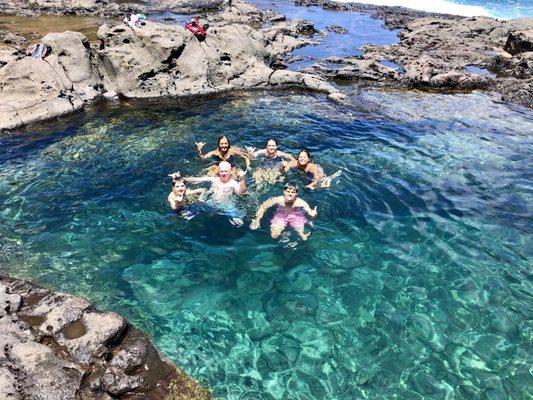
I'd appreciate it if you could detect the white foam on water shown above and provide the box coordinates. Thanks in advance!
[333,0,492,17]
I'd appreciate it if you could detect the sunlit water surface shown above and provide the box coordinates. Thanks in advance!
[0,90,532,399]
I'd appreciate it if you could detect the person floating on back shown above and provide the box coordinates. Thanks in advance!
[280,149,341,189]
[250,181,317,240]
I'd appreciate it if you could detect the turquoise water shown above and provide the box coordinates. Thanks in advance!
[1,90,532,399]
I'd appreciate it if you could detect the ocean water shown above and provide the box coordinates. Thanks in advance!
[0,90,532,399]
[334,0,533,19]
[251,0,399,70]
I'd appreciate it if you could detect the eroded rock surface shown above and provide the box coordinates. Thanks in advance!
[0,275,210,400]
[300,9,532,107]
[0,0,341,131]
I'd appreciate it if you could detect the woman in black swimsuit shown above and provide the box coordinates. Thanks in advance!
[248,137,295,185]
[195,135,250,176]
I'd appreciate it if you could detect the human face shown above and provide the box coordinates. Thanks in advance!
[173,181,186,194]
[218,165,232,183]
[218,137,229,153]
[298,151,309,166]
[266,139,278,155]
[283,186,298,203]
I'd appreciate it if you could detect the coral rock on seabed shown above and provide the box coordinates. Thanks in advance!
[0,275,212,400]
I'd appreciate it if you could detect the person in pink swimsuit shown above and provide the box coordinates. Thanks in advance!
[250,181,317,240]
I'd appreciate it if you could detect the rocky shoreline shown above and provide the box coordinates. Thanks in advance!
[291,0,532,107]
[0,0,346,131]
[1,0,531,131]
[0,274,211,399]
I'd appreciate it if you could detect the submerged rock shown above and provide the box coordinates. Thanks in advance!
[0,275,211,400]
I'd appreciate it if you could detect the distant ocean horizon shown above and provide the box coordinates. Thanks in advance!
[334,0,533,19]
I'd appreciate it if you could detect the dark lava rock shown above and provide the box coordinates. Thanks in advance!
[326,25,348,34]
[0,275,212,400]
[504,29,533,55]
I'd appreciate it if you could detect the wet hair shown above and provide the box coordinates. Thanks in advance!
[217,135,231,149]
[284,181,299,192]
[266,137,278,146]
[172,177,187,188]
[298,149,311,159]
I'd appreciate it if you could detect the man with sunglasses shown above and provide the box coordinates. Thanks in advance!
[250,182,317,240]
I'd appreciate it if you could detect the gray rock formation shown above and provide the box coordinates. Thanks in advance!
[302,12,532,108]
[0,275,211,400]
[0,0,342,131]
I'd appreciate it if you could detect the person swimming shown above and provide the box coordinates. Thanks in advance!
[280,149,341,189]
[167,174,207,219]
[247,137,295,185]
[250,181,317,240]
[183,161,247,226]
[195,135,250,176]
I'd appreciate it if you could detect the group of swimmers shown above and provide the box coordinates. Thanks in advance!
[168,135,341,240]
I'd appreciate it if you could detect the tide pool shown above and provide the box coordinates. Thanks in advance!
[0,90,532,399]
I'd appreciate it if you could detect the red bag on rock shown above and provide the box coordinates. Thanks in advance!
[185,18,207,41]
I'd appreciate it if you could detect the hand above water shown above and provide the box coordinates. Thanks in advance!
[308,206,317,218]
[168,171,181,180]
[195,142,205,151]
[237,169,246,180]
[250,219,260,230]
[245,146,256,158]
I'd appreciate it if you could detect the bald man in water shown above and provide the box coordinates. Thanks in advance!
[182,161,247,225]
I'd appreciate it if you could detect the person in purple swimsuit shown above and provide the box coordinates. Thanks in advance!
[250,181,317,240]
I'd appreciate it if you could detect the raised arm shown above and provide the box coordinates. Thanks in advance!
[235,170,247,196]
[250,196,282,229]
[294,198,317,217]
[195,142,217,159]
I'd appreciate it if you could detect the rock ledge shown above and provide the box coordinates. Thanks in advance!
[0,275,211,400]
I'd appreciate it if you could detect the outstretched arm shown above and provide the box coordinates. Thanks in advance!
[280,160,296,173]
[294,198,317,217]
[186,188,206,196]
[184,176,213,184]
[305,165,325,189]
[278,151,296,162]
[250,196,281,229]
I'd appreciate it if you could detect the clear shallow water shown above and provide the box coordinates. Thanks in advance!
[1,90,532,399]
[334,0,533,19]
[250,0,399,70]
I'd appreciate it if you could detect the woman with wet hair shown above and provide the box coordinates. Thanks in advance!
[280,149,341,189]
[195,135,250,176]
[247,137,295,185]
